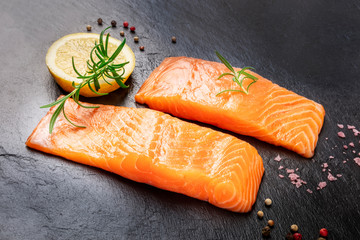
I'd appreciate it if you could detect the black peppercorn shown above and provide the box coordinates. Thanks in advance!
[171,36,176,43]
[285,232,294,240]
[111,20,117,27]
[262,226,271,237]
[97,18,103,25]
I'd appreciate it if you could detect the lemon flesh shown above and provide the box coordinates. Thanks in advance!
[46,33,135,97]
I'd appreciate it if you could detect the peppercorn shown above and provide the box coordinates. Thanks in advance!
[261,226,271,237]
[171,36,176,43]
[265,198,272,206]
[130,26,136,32]
[120,31,125,37]
[267,219,274,227]
[319,228,328,237]
[285,233,294,240]
[123,21,129,28]
[317,238,326,240]
[257,210,264,219]
[97,18,103,25]
[290,224,298,232]
[293,233,302,240]
[86,25,92,31]
[139,46,144,51]
[111,20,117,27]
[134,36,139,43]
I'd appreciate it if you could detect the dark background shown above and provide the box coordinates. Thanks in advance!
[1,0,359,239]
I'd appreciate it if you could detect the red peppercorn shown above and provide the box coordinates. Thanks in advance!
[319,228,328,237]
[293,233,302,240]
[123,21,129,28]
[130,26,135,32]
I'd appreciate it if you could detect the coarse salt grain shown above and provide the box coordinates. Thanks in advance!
[317,182,327,190]
[279,174,284,178]
[327,172,337,181]
[288,173,300,181]
[336,174,342,177]
[349,142,355,147]
[306,189,313,194]
[353,150,356,154]
[337,124,344,128]
[343,145,348,149]
[278,165,284,170]
[353,129,360,136]
[287,169,295,174]
[347,125,356,129]
[296,168,299,171]
[343,160,347,163]
[322,163,328,168]
[274,154,282,162]
[329,156,334,159]
[322,169,326,172]
[338,131,346,138]
[354,157,360,166]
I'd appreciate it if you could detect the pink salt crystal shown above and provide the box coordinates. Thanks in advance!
[328,172,337,181]
[274,154,282,162]
[295,182,302,188]
[288,173,299,181]
[306,189,313,194]
[325,137,328,140]
[336,174,342,177]
[296,168,299,171]
[317,187,320,190]
[338,131,346,138]
[328,169,331,172]
[349,142,355,147]
[347,125,356,129]
[278,174,284,178]
[278,165,284,170]
[329,156,334,159]
[322,169,326,172]
[354,157,360,166]
[343,145,348,149]
[353,129,360,136]
[287,169,295,174]
[323,163,328,168]
[318,182,327,189]
[337,124,344,128]
[353,150,356,154]
[343,160,347,163]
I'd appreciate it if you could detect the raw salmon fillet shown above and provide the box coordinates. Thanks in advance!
[135,57,325,158]
[26,97,264,213]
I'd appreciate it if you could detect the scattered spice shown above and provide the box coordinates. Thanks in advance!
[130,26,136,32]
[293,233,302,240]
[123,21,129,28]
[86,25,92,31]
[354,157,360,166]
[120,31,125,37]
[290,224,298,232]
[262,226,271,237]
[337,131,345,138]
[139,46,145,51]
[285,233,294,240]
[317,181,327,190]
[172,36,177,43]
[267,220,274,227]
[319,228,328,237]
[134,36,139,42]
[264,198,272,207]
[327,172,337,181]
[111,20,117,27]
[257,210,264,219]
[274,154,282,162]
[97,18,103,25]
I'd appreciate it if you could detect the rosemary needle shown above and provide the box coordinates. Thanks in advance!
[41,27,129,134]
[215,51,258,96]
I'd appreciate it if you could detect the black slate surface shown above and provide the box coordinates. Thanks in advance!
[1,0,360,239]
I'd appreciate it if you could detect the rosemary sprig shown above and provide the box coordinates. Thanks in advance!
[41,27,129,134]
[215,51,258,96]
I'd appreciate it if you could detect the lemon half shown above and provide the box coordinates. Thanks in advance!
[46,33,135,97]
